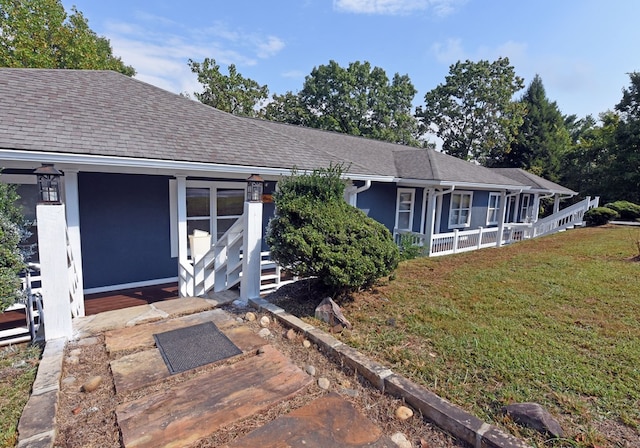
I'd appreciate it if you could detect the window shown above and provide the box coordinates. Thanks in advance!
[448,192,473,228]
[520,194,532,222]
[486,193,501,225]
[394,188,415,232]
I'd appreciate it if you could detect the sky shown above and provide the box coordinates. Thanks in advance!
[60,0,639,120]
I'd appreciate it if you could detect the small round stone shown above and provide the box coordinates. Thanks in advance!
[81,376,102,393]
[317,377,330,390]
[66,356,80,365]
[390,432,412,448]
[302,339,311,348]
[395,405,414,421]
[258,328,271,338]
[245,312,257,321]
[259,316,270,327]
[304,364,316,376]
[286,328,296,340]
[77,337,99,346]
[62,376,76,386]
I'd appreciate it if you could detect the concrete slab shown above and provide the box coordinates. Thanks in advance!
[17,390,58,441]
[225,393,395,448]
[116,344,313,448]
[73,305,162,339]
[151,297,215,316]
[104,308,235,354]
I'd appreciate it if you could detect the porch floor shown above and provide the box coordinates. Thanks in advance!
[84,283,179,315]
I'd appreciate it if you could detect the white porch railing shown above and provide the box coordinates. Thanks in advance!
[67,229,82,318]
[0,263,44,347]
[401,196,599,258]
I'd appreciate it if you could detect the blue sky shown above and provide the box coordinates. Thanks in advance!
[61,0,639,120]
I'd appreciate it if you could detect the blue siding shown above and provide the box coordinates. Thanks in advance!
[438,190,495,233]
[356,183,397,232]
[79,173,177,289]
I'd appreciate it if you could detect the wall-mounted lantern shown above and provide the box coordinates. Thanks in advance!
[34,163,62,204]
[246,174,264,202]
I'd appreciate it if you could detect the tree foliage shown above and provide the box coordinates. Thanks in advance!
[0,179,26,312]
[189,58,268,117]
[612,72,640,203]
[418,57,525,164]
[263,60,424,147]
[501,75,571,181]
[0,0,134,75]
[266,165,399,296]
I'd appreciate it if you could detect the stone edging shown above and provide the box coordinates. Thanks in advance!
[16,337,66,448]
[248,297,531,448]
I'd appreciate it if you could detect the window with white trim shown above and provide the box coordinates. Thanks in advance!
[448,191,473,228]
[394,188,415,232]
[520,194,533,222]
[486,192,501,225]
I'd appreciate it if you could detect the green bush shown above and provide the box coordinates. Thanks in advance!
[0,179,26,312]
[266,165,399,295]
[604,200,640,221]
[584,207,619,226]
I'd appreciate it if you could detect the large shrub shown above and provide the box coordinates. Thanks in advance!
[0,179,27,311]
[604,201,640,221]
[584,207,618,226]
[266,165,399,295]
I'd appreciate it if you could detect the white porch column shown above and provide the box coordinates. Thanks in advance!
[175,176,192,296]
[424,188,437,254]
[553,195,561,214]
[532,194,541,223]
[496,191,508,248]
[240,200,263,302]
[36,204,72,341]
[63,170,85,316]
[344,182,357,207]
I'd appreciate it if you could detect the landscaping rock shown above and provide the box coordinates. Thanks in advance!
[314,297,352,330]
[503,402,564,438]
[317,377,330,390]
[245,312,256,322]
[77,337,99,346]
[390,432,412,448]
[305,364,316,376]
[286,328,297,340]
[258,328,271,338]
[395,405,414,421]
[81,376,102,393]
[259,316,270,328]
[302,339,311,348]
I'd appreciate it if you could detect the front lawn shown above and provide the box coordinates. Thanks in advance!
[341,226,640,446]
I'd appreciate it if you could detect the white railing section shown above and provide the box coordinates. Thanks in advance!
[0,263,43,347]
[530,196,599,238]
[66,229,82,318]
[400,196,599,258]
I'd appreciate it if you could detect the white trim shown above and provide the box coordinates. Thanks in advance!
[420,187,428,234]
[83,277,179,295]
[448,191,474,229]
[0,173,37,184]
[169,179,178,258]
[394,188,415,232]
[0,150,394,182]
[486,192,501,226]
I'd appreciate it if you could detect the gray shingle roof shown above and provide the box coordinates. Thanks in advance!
[0,68,571,193]
[491,168,576,195]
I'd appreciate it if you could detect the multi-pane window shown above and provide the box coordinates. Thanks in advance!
[395,189,415,232]
[448,192,473,228]
[520,194,533,222]
[486,193,501,225]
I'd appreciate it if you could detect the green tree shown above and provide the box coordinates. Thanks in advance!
[263,60,423,147]
[418,57,525,164]
[0,0,134,75]
[613,72,640,203]
[266,165,399,296]
[0,179,26,312]
[501,75,570,181]
[189,58,268,117]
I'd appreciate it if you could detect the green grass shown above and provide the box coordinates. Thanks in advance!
[341,226,640,446]
[0,343,42,448]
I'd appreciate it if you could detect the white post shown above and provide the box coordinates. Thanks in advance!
[553,195,561,214]
[176,176,192,296]
[532,194,541,223]
[63,170,85,316]
[497,191,507,247]
[240,200,263,302]
[36,204,72,341]
[424,188,436,255]
[477,227,483,249]
[452,229,459,254]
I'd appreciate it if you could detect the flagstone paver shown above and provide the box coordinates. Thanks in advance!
[225,392,396,448]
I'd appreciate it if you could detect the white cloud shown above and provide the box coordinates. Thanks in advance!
[256,36,286,59]
[333,0,465,16]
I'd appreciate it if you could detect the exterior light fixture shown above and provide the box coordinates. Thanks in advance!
[34,163,62,204]
[246,174,264,202]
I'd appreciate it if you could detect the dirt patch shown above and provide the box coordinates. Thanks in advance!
[54,298,466,448]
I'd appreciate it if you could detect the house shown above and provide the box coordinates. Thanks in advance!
[0,68,598,341]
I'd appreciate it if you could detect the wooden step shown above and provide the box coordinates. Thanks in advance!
[116,344,312,448]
